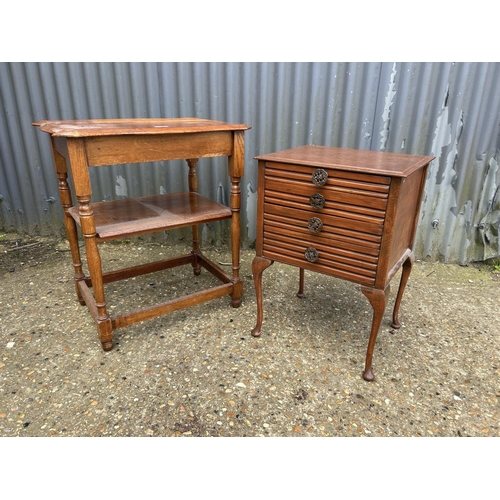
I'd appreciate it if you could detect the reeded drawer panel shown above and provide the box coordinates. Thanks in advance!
[265,186,387,219]
[265,162,390,211]
[263,239,377,286]
[263,230,378,269]
[263,214,381,255]
[265,161,392,186]
[264,202,385,236]
[264,189,386,225]
[262,213,380,287]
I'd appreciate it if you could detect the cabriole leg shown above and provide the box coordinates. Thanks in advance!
[251,256,273,337]
[360,285,390,381]
[391,254,414,329]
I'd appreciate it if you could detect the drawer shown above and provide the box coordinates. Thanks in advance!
[263,237,377,286]
[264,202,385,237]
[263,212,381,253]
[264,161,391,211]
[262,212,380,286]
[264,229,378,268]
[265,186,386,220]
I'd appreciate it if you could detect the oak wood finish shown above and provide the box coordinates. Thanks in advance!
[251,145,434,381]
[34,118,250,351]
[67,192,232,241]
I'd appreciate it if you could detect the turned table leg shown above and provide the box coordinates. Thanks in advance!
[360,285,390,381]
[296,267,305,298]
[53,146,86,305]
[78,197,113,351]
[251,256,273,337]
[391,254,414,329]
[229,175,243,307]
[228,130,245,308]
[186,158,202,276]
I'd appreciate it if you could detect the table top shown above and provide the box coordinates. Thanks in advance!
[255,145,434,177]
[32,118,251,137]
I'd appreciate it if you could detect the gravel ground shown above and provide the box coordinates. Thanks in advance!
[1,232,499,439]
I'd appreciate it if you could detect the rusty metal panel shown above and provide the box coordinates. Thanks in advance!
[1,62,499,263]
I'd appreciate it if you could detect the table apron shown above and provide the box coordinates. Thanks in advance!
[56,131,235,166]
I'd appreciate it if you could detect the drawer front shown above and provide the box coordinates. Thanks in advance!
[265,161,391,211]
[262,162,390,286]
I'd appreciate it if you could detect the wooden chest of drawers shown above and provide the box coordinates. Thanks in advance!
[251,145,434,381]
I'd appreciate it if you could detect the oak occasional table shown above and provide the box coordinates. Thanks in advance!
[33,118,250,351]
[251,145,434,381]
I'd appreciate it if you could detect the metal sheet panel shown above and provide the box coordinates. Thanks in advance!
[1,62,499,263]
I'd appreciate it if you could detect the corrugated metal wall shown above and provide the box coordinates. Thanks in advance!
[1,62,499,263]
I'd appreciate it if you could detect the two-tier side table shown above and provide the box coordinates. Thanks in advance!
[251,145,434,381]
[34,118,250,351]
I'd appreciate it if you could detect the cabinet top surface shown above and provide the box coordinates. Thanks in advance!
[256,145,434,177]
[32,118,251,137]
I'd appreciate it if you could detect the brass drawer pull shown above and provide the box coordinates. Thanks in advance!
[308,217,323,233]
[305,247,319,263]
[312,168,328,186]
[309,193,325,209]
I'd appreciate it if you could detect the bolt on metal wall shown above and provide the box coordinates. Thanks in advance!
[0,62,499,263]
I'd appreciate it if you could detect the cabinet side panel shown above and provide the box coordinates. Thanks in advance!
[387,168,426,273]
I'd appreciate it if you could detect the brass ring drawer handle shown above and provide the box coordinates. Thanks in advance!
[309,193,325,209]
[308,217,323,233]
[305,247,319,263]
[312,168,328,186]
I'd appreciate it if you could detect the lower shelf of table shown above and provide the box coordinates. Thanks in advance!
[68,192,232,241]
